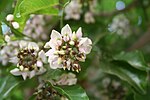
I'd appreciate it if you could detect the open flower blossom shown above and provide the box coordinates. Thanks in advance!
[44,24,92,72]
[10,40,46,80]
[56,73,77,86]
[64,0,82,20]
[84,12,95,24]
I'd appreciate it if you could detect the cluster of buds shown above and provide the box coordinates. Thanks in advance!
[36,83,65,100]
[6,14,20,29]
[44,24,92,72]
[10,41,46,80]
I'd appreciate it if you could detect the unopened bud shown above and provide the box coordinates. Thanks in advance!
[6,14,14,21]
[72,32,77,40]
[69,41,75,45]
[24,68,29,71]
[4,35,10,42]
[57,58,62,64]
[58,50,65,55]
[19,65,24,71]
[12,22,20,29]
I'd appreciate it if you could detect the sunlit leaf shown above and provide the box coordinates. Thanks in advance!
[113,51,149,71]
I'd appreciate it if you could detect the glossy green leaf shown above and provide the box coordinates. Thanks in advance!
[100,61,147,94]
[113,51,149,71]
[0,76,21,99]
[13,0,59,32]
[48,82,89,100]
[18,0,58,16]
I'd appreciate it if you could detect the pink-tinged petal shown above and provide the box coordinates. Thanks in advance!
[76,27,82,39]
[36,60,43,67]
[84,45,92,54]
[22,72,28,80]
[51,30,62,40]
[45,49,55,56]
[10,68,22,76]
[79,37,92,46]
[29,71,36,79]
[50,57,63,69]
[79,45,92,54]
[61,24,72,36]
[38,50,47,62]
[44,41,51,48]
[49,39,56,49]
[28,42,39,51]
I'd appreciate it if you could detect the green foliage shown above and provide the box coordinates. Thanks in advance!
[13,0,59,32]
[0,75,22,99]
[48,82,89,100]
[113,51,149,71]
[100,61,147,94]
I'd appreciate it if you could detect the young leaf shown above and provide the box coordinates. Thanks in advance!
[13,0,59,32]
[47,82,89,100]
[113,51,149,71]
[100,61,147,94]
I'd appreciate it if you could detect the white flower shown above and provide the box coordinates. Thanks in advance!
[0,40,19,65]
[64,0,82,20]
[10,41,46,80]
[6,14,14,21]
[108,14,130,37]
[12,22,20,29]
[45,24,92,72]
[78,37,92,54]
[56,73,77,85]
[24,15,50,40]
[84,12,95,24]
[4,35,11,42]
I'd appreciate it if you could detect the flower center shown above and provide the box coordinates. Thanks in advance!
[57,39,84,72]
[17,49,37,71]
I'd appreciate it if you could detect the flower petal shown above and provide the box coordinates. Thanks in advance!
[61,24,72,36]
[21,72,28,80]
[51,30,62,40]
[76,27,82,39]
[10,68,22,76]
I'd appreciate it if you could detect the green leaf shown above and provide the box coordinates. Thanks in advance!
[18,0,59,16]
[48,82,89,100]
[113,51,149,71]
[100,61,147,94]
[0,75,21,99]
[134,85,150,100]
[13,0,59,32]
[41,68,63,80]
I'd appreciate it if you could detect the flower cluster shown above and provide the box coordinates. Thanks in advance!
[24,15,51,40]
[56,73,77,85]
[64,0,96,24]
[108,14,130,37]
[6,14,20,29]
[10,40,46,80]
[64,0,82,20]
[44,24,92,72]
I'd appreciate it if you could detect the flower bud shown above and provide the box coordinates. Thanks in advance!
[4,35,10,42]
[19,65,24,71]
[12,22,20,29]
[69,41,75,45]
[6,14,14,21]
[72,32,77,40]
